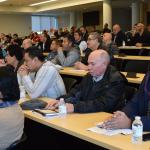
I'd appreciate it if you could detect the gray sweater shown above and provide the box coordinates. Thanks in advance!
[0,104,24,150]
[51,47,80,67]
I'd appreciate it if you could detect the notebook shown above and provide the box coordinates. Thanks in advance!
[33,109,59,117]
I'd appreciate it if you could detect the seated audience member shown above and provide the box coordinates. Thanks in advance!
[22,38,32,50]
[132,23,150,47]
[37,33,51,52]
[46,39,62,61]
[0,66,24,150]
[80,26,88,41]
[102,23,111,33]
[46,50,127,113]
[74,32,102,70]
[18,46,66,99]
[73,30,87,55]
[125,24,137,46]
[5,44,23,73]
[112,24,125,46]
[101,72,150,131]
[51,34,80,67]
[102,32,119,55]
[0,49,6,67]
[12,33,22,46]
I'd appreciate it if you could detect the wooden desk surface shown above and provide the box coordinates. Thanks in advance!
[121,72,145,84]
[119,46,150,50]
[43,53,49,56]
[59,67,144,84]
[24,109,150,150]
[114,55,150,61]
[59,67,88,77]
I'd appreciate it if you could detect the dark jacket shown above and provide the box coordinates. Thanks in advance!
[81,48,92,65]
[132,30,150,46]
[37,35,51,52]
[64,65,127,113]
[81,44,102,65]
[112,30,125,47]
[123,72,150,131]
[81,46,115,66]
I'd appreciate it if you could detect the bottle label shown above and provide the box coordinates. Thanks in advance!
[59,105,67,114]
[132,125,143,137]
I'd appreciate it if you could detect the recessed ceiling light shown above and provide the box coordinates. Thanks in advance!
[29,0,57,6]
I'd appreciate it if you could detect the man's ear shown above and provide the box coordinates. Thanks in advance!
[33,57,38,62]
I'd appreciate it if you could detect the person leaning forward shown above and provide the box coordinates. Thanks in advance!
[46,50,127,113]
[101,71,150,131]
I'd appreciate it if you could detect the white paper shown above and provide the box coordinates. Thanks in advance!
[87,122,132,136]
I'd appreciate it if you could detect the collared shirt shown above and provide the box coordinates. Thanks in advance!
[93,75,104,82]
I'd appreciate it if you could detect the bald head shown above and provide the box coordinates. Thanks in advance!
[88,50,110,77]
[23,39,32,50]
[89,50,110,64]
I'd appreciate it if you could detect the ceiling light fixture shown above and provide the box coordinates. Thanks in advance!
[0,0,7,2]
[29,0,57,6]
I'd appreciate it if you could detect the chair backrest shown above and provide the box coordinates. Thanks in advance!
[62,77,77,93]
[124,60,150,73]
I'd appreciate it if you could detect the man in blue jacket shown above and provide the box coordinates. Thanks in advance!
[102,72,150,131]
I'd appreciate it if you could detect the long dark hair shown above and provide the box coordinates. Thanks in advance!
[0,66,20,101]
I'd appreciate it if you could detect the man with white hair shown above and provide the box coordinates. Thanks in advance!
[46,50,127,113]
[112,24,125,46]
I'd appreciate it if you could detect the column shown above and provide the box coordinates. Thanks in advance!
[69,12,75,29]
[103,0,112,30]
[139,2,144,23]
[131,1,140,26]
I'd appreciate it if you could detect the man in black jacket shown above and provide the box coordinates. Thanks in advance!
[112,24,125,46]
[46,50,127,113]
[132,23,150,47]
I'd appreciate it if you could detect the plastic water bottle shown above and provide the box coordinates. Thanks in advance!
[132,116,143,144]
[122,40,126,46]
[58,98,67,117]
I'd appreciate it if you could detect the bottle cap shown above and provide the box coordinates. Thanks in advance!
[60,98,64,101]
[135,116,141,120]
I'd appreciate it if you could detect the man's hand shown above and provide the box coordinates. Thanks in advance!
[74,62,88,70]
[136,43,143,47]
[45,99,59,110]
[0,59,6,67]
[66,103,74,113]
[18,64,29,76]
[101,111,132,129]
